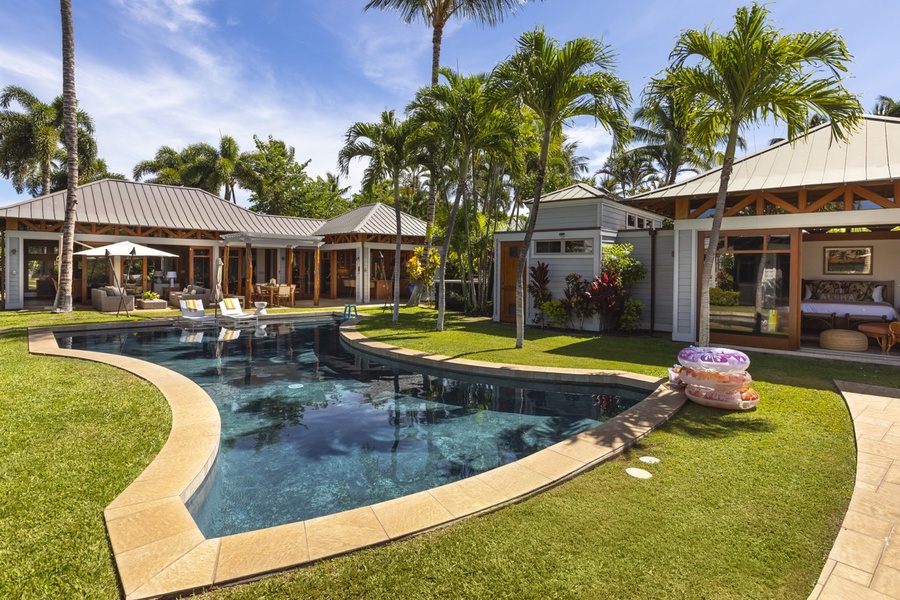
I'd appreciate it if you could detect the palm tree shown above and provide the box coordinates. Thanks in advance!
[0,86,96,197]
[873,95,900,117]
[132,145,186,186]
[338,110,417,323]
[408,68,515,331]
[489,27,632,348]
[364,0,530,86]
[632,95,721,187]
[54,0,79,312]
[595,151,658,197]
[649,3,861,346]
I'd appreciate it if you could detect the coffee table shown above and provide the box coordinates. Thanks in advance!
[858,322,891,353]
[136,298,168,310]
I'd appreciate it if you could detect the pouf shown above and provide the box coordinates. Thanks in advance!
[819,328,868,352]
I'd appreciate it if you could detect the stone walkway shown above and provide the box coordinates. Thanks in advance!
[809,381,900,599]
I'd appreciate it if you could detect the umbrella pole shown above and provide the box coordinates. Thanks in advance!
[108,253,130,318]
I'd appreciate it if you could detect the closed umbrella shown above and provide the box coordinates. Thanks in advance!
[212,257,224,319]
[75,241,178,317]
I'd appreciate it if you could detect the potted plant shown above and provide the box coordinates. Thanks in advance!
[141,290,160,300]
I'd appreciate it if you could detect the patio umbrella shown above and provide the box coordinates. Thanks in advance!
[212,257,224,319]
[75,241,178,317]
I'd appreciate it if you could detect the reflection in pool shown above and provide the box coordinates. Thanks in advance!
[59,320,645,537]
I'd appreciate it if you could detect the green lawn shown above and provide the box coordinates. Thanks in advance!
[2,307,893,599]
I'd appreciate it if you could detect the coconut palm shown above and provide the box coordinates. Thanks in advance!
[595,150,659,197]
[132,145,186,186]
[54,0,79,312]
[364,0,530,85]
[632,94,722,187]
[489,27,632,348]
[649,3,862,346]
[873,95,900,117]
[0,85,96,197]
[180,135,241,202]
[338,110,417,323]
[408,68,515,330]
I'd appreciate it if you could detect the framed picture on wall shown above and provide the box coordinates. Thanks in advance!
[823,246,872,275]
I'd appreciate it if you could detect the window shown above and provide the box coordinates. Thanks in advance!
[565,239,593,253]
[627,214,636,228]
[535,240,562,253]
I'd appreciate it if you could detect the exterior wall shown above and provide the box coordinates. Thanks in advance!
[537,204,597,230]
[617,229,675,333]
[5,235,22,309]
[601,202,664,232]
[673,229,696,342]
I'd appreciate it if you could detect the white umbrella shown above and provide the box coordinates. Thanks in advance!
[212,257,224,319]
[75,241,179,316]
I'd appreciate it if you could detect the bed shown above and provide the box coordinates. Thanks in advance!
[801,280,897,329]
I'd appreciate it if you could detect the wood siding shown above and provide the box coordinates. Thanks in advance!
[537,205,598,230]
[617,230,675,333]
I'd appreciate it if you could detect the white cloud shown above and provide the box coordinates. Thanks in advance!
[113,0,213,32]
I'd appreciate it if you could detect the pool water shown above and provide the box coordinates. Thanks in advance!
[59,320,645,537]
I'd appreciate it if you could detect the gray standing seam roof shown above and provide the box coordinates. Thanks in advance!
[313,202,427,236]
[0,179,325,236]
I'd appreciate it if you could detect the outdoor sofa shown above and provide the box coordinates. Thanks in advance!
[91,287,135,312]
[168,284,212,308]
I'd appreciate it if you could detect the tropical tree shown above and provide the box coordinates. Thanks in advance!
[408,68,515,330]
[338,109,417,323]
[40,155,126,195]
[873,95,900,117]
[648,3,862,346]
[595,150,658,197]
[54,0,79,312]
[236,135,313,216]
[133,134,241,201]
[631,94,721,187]
[132,145,187,186]
[364,0,530,85]
[489,27,632,348]
[0,85,96,197]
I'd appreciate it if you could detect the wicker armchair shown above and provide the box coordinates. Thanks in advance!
[91,287,135,312]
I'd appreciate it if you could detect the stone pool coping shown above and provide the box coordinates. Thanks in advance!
[28,318,686,600]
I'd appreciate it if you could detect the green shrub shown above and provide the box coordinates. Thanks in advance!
[709,287,740,306]
[541,300,569,329]
[617,297,644,332]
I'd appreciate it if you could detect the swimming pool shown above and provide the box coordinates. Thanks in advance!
[59,319,646,537]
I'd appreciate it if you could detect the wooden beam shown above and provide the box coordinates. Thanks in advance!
[844,187,854,211]
[850,184,896,209]
[688,197,716,219]
[804,187,845,212]
[674,198,690,220]
[762,192,799,214]
[756,194,765,215]
[244,244,253,309]
[724,195,757,217]
[798,189,807,212]
[286,247,294,287]
[313,246,320,306]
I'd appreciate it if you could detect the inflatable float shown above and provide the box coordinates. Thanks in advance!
[675,346,759,411]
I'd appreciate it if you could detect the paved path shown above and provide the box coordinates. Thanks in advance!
[809,381,900,599]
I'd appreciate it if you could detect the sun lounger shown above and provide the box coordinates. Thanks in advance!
[179,330,205,343]
[218,297,258,327]
[179,299,218,329]
[218,327,242,341]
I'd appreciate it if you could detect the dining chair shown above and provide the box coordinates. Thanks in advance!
[276,284,292,307]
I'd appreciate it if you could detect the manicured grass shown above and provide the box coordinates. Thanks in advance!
[2,307,894,599]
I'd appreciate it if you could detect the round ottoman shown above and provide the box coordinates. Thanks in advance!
[819,328,868,352]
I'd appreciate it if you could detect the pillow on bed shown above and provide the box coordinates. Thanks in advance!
[845,281,874,302]
[873,285,885,303]
[804,284,813,300]
[813,280,842,299]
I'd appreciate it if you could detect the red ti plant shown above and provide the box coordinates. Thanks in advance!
[585,272,622,331]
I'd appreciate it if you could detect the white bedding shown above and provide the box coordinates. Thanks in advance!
[801,300,898,320]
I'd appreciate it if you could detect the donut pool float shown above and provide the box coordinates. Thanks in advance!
[679,367,752,391]
[677,346,750,373]
[685,385,760,411]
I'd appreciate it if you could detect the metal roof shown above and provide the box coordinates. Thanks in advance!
[526,182,621,204]
[0,179,325,236]
[314,202,427,236]
[630,114,900,201]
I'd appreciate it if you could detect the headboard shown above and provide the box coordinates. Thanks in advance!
[803,279,895,306]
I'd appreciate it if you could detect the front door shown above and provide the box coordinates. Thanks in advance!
[499,241,524,323]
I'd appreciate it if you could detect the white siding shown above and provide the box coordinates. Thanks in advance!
[600,202,628,230]
[617,230,675,333]
[5,236,23,309]
[674,229,695,341]
[537,204,597,230]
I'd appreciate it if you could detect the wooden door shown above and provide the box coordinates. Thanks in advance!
[499,241,524,323]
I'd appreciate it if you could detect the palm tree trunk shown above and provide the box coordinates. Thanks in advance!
[392,171,402,322]
[516,128,552,348]
[431,23,444,86]
[698,121,740,345]
[54,0,78,313]
[437,157,468,331]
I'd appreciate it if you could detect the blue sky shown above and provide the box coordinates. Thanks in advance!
[0,0,895,206]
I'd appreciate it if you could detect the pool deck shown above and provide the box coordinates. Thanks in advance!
[809,381,900,600]
[28,317,685,599]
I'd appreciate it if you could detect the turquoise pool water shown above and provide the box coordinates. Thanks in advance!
[59,320,645,536]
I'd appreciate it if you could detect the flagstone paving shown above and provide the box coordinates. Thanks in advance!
[809,381,900,600]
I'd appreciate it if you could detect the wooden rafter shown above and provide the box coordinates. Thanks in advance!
[762,192,799,214]
[689,197,716,219]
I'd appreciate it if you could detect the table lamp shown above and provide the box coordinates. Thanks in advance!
[166,271,177,286]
